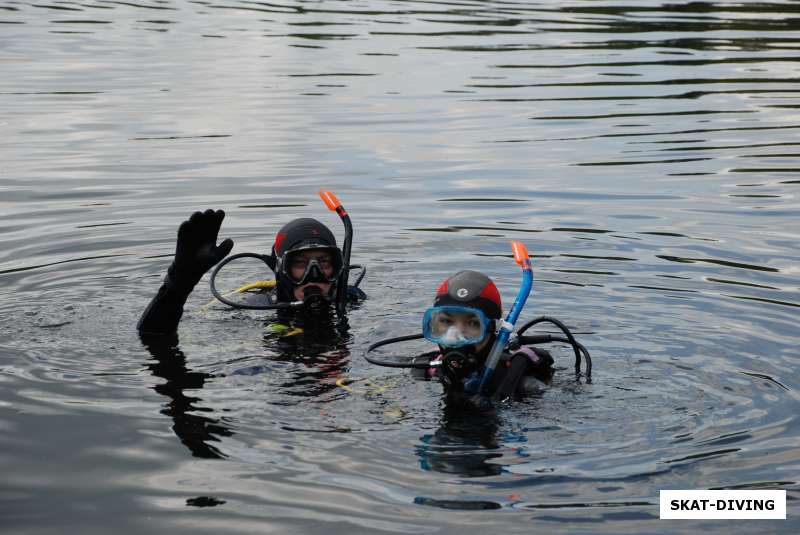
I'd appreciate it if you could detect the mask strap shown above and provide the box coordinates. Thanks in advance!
[265,252,277,271]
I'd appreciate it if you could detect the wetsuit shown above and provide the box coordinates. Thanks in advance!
[137,272,195,336]
[413,345,554,400]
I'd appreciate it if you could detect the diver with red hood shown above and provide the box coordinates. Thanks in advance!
[365,242,592,410]
[414,270,556,401]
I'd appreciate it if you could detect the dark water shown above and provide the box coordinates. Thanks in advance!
[1,1,799,532]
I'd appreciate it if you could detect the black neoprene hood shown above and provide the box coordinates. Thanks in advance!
[273,218,337,256]
[433,270,502,320]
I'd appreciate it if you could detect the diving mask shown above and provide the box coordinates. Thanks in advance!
[422,306,494,348]
[277,245,344,285]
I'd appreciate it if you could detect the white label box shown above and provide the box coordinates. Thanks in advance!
[660,490,786,519]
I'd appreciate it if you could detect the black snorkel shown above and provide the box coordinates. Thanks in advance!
[319,190,353,315]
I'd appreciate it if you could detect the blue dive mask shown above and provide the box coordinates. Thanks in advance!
[422,306,494,348]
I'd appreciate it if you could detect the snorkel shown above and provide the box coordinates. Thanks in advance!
[319,190,353,315]
[465,241,533,396]
[209,190,360,311]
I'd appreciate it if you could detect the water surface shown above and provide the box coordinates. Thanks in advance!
[1,1,798,533]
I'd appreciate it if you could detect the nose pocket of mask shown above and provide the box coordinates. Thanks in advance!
[441,326,468,345]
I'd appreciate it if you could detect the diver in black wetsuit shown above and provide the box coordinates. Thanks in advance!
[138,192,366,336]
[412,270,555,405]
[137,193,365,458]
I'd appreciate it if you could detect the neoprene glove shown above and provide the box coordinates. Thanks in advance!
[166,209,234,295]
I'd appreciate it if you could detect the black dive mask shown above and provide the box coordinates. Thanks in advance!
[277,245,344,285]
[303,260,329,284]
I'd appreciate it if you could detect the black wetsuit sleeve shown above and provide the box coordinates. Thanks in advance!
[137,268,195,336]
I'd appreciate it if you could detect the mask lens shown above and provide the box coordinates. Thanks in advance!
[283,247,343,284]
[423,306,490,348]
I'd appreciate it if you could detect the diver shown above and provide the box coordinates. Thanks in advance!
[365,241,592,410]
[138,190,366,336]
[136,191,364,458]
[414,270,555,404]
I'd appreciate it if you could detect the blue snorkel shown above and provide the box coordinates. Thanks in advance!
[465,241,533,396]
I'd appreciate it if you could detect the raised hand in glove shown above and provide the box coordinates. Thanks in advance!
[166,209,234,295]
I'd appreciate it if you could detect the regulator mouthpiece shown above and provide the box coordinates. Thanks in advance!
[302,285,329,310]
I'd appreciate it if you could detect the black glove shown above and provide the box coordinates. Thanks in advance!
[165,209,233,295]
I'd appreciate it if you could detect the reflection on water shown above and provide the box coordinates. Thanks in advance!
[141,314,351,458]
[417,406,506,479]
[1,0,799,532]
[255,314,352,401]
[143,334,233,459]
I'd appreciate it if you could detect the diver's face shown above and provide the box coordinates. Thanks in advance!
[430,309,492,353]
[433,311,484,341]
[290,250,334,300]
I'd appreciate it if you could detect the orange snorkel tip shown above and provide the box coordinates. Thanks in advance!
[319,190,344,213]
[511,240,531,268]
